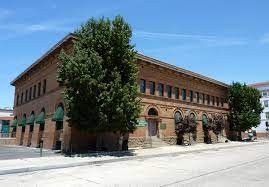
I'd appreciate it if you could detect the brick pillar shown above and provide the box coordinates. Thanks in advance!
[16,126,22,145]
[43,119,56,149]
[196,121,204,143]
[31,124,40,148]
[62,119,71,153]
[23,125,30,146]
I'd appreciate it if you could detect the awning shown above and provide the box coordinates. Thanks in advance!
[26,114,35,125]
[11,119,17,128]
[52,106,64,122]
[35,111,45,124]
[18,116,26,127]
[174,112,182,124]
[202,115,208,126]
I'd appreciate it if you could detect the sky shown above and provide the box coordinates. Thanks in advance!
[0,0,269,108]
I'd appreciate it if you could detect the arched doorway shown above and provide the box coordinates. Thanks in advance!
[147,108,158,137]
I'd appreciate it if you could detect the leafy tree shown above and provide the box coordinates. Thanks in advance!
[228,82,263,140]
[212,114,224,136]
[58,16,140,135]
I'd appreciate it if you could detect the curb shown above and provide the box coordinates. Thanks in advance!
[0,141,268,176]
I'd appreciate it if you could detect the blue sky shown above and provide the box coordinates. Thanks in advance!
[0,0,269,108]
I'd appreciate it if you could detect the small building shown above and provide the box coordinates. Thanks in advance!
[249,81,269,137]
[10,34,229,152]
[0,108,14,138]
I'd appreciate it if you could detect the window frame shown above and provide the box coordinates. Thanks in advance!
[149,81,155,95]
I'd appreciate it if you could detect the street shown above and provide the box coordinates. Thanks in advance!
[1,143,269,186]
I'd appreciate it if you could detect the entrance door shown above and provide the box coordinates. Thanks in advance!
[148,120,157,137]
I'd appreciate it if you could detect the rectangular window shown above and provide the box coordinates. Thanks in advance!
[33,85,36,98]
[207,95,210,105]
[149,81,155,95]
[264,100,269,108]
[29,87,32,101]
[16,95,19,106]
[43,79,47,94]
[140,79,146,93]
[182,89,187,101]
[21,92,24,104]
[174,87,179,99]
[158,83,164,96]
[216,97,219,106]
[221,98,224,107]
[38,82,41,97]
[202,93,205,104]
[190,90,193,102]
[266,112,269,119]
[25,89,28,102]
[196,92,199,103]
[212,96,215,106]
[166,85,172,98]
[263,91,268,97]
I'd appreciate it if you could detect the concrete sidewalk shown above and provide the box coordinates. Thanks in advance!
[0,140,268,175]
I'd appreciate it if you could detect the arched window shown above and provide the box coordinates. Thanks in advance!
[148,108,158,116]
[174,111,183,124]
[202,114,208,126]
[189,112,196,120]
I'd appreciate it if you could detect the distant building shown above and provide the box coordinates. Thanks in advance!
[0,108,13,137]
[249,81,269,136]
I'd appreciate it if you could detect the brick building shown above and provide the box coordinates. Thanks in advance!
[10,33,229,152]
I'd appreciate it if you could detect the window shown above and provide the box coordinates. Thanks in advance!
[212,96,215,106]
[33,85,36,98]
[221,98,224,107]
[140,79,146,93]
[43,79,47,94]
[264,100,269,107]
[263,91,268,97]
[16,95,19,106]
[21,92,24,104]
[207,95,210,105]
[38,82,41,97]
[202,93,205,104]
[216,97,219,106]
[25,89,28,102]
[174,87,179,99]
[166,85,172,98]
[182,89,187,101]
[29,87,32,101]
[56,121,63,130]
[158,83,164,96]
[190,90,193,102]
[196,92,199,103]
[40,124,45,131]
[149,81,155,95]
[266,112,269,119]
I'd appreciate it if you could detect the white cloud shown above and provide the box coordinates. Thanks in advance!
[134,30,248,47]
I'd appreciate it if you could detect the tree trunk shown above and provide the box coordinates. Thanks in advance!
[237,130,242,141]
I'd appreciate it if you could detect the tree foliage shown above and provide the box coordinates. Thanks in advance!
[175,114,198,136]
[228,82,263,134]
[58,16,141,133]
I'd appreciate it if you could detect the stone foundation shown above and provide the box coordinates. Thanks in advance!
[162,136,177,145]
[128,137,146,148]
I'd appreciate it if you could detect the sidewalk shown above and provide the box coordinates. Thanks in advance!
[0,139,268,175]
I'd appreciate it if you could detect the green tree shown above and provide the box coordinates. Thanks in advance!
[228,82,263,140]
[58,16,140,135]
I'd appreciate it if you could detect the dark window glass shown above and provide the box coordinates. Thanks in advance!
[202,93,205,104]
[221,98,224,107]
[196,92,199,103]
[30,125,34,132]
[166,85,172,98]
[216,97,219,106]
[43,79,47,94]
[33,85,36,98]
[174,87,179,99]
[158,83,164,96]
[40,124,45,131]
[150,81,155,95]
[190,90,193,102]
[29,87,32,100]
[25,89,28,102]
[21,93,23,104]
[22,126,25,132]
[56,121,63,130]
[182,89,187,101]
[212,96,215,106]
[140,79,146,93]
[38,82,41,97]
[207,95,210,105]
[16,95,19,106]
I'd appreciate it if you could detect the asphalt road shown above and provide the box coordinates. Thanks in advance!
[1,143,269,186]
[0,145,57,160]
